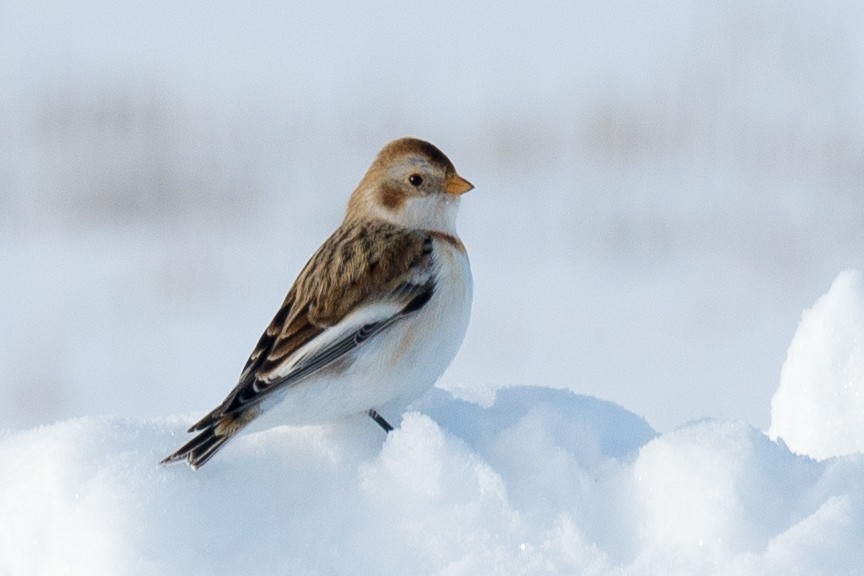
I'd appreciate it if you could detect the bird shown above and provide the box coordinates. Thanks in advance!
[161,137,474,469]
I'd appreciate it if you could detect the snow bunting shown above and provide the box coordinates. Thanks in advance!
[161,137,473,469]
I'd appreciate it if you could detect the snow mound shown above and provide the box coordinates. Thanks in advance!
[2,386,863,575]
[769,270,864,460]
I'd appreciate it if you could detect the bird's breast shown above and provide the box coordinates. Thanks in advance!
[389,237,472,372]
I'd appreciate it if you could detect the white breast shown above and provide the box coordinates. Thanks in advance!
[352,235,473,410]
[391,237,473,400]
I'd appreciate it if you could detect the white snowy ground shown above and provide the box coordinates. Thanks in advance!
[2,1,864,574]
[1,271,864,575]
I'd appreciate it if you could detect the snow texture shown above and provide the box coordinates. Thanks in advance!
[769,271,864,460]
[2,366,864,574]
[3,275,864,574]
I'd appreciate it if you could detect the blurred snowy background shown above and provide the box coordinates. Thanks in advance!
[1,0,863,432]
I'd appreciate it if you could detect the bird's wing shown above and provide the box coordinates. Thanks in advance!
[189,221,436,432]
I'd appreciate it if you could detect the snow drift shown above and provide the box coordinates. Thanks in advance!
[769,270,864,460]
[4,274,864,576]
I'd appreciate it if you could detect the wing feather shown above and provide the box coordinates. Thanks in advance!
[189,221,435,432]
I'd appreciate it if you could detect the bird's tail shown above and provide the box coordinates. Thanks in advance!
[160,410,255,470]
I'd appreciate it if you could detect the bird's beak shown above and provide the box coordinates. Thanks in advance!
[444,174,474,195]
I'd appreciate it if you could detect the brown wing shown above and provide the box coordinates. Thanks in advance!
[189,220,435,432]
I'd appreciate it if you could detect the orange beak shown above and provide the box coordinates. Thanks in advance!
[444,174,474,195]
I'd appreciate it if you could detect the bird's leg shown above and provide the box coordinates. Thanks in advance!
[367,409,394,433]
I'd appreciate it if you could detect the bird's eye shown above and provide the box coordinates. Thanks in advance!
[408,174,423,187]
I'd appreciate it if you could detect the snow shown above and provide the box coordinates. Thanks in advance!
[769,271,864,460]
[3,280,864,573]
[2,0,864,573]
[2,381,863,575]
